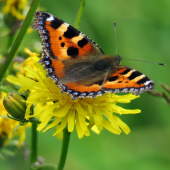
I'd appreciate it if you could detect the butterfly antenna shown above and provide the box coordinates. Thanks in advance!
[114,22,117,56]
[123,58,165,66]
[113,22,165,66]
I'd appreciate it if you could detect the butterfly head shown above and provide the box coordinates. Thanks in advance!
[94,55,122,72]
[114,55,122,66]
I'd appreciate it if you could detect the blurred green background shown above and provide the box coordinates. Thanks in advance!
[0,0,170,170]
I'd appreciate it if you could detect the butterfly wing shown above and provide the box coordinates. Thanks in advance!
[59,65,155,99]
[102,66,155,95]
[39,52,113,100]
[33,11,106,98]
[33,11,104,61]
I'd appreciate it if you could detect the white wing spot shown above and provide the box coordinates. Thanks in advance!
[46,15,54,21]
[145,80,152,85]
[64,23,69,26]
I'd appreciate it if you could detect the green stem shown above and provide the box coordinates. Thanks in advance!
[74,0,86,29]
[57,128,71,170]
[0,0,41,82]
[31,123,38,164]
[30,104,38,167]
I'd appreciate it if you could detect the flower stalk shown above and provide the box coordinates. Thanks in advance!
[57,128,71,170]
[31,122,38,164]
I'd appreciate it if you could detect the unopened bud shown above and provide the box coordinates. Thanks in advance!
[3,92,27,122]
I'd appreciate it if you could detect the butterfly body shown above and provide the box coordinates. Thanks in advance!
[33,11,155,99]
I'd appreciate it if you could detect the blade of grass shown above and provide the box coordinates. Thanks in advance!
[74,0,86,29]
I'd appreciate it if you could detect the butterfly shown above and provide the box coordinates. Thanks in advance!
[32,11,155,100]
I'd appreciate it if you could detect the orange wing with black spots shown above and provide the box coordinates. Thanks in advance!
[102,66,155,94]
[33,11,104,61]
[57,65,154,99]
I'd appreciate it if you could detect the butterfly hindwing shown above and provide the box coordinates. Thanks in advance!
[102,66,155,95]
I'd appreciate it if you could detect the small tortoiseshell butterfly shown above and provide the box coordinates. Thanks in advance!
[33,11,155,100]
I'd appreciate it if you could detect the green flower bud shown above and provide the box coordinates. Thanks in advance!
[3,92,27,122]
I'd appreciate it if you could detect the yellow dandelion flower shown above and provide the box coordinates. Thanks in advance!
[0,92,30,147]
[27,27,34,34]
[16,47,40,74]
[1,0,28,20]
[7,48,40,86]
[16,62,141,139]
